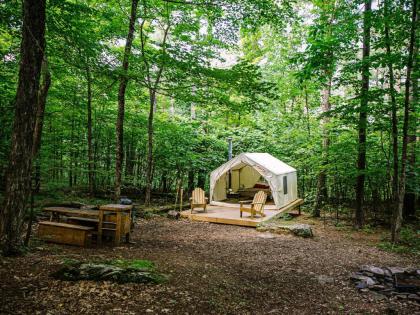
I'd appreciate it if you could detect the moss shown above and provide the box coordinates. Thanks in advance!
[52,259,167,284]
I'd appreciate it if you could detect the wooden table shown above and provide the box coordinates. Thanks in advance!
[43,207,99,221]
[98,204,133,246]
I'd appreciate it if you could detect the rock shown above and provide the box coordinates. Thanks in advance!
[167,210,180,220]
[351,273,371,281]
[351,274,376,287]
[388,267,405,275]
[370,284,386,291]
[360,265,385,276]
[257,222,313,238]
[408,294,420,301]
[290,224,313,238]
[356,282,368,289]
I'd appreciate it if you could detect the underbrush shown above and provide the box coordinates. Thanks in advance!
[378,226,420,256]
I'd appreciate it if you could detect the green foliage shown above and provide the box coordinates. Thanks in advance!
[378,227,420,255]
[107,259,155,271]
[0,0,418,235]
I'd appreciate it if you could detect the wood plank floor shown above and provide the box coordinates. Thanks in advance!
[180,199,303,227]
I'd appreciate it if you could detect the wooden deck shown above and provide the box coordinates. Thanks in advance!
[181,198,303,228]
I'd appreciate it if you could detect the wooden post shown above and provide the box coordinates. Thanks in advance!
[115,212,122,246]
[179,188,183,211]
[98,209,103,245]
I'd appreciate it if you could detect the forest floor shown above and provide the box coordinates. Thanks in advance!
[0,211,419,314]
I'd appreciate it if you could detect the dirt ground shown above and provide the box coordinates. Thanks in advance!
[0,215,419,315]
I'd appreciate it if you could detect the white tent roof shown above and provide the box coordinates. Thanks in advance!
[211,153,296,178]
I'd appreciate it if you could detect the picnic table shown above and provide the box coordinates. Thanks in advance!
[43,207,99,220]
[41,204,133,246]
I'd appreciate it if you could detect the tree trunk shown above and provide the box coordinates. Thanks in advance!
[188,170,195,193]
[115,0,139,200]
[354,0,372,229]
[32,57,51,193]
[392,0,418,242]
[314,77,332,217]
[197,170,206,189]
[32,57,51,158]
[145,90,156,205]
[86,64,94,195]
[403,36,418,219]
[0,0,46,255]
[384,0,399,218]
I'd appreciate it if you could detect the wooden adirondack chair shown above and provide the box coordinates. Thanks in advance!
[239,191,267,218]
[190,188,208,213]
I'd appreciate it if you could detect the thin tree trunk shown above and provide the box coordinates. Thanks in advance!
[403,39,418,219]
[188,170,195,193]
[115,0,139,200]
[145,90,156,205]
[32,57,51,158]
[384,0,399,215]
[142,23,170,206]
[32,57,51,193]
[354,0,372,229]
[392,0,418,243]
[86,64,94,195]
[0,0,46,255]
[314,77,332,217]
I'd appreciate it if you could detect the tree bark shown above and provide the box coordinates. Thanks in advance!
[354,0,372,229]
[314,77,332,217]
[143,23,170,206]
[145,90,156,205]
[115,0,139,200]
[0,0,46,255]
[403,38,418,219]
[32,57,51,193]
[86,63,94,195]
[384,0,399,216]
[392,0,418,242]
[32,57,51,158]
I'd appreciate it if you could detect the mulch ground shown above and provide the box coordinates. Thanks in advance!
[0,215,418,314]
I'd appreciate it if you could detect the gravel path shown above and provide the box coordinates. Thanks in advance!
[1,216,418,314]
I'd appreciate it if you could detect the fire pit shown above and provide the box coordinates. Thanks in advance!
[351,265,420,302]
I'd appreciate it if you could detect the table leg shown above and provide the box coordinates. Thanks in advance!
[115,212,122,246]
[98,209,104,245]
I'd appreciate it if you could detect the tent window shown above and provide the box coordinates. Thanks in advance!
[283,176,288,194]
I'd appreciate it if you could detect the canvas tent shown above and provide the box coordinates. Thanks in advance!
[210,153,298,209]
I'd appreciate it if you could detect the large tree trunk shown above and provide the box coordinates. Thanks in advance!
[354,0,372,229]
[115,0,139,200]
[314,77,332,217]
[144,90,156,205]
[384,0,399,217]
[392,0,418,242]
[0,0,46,255]
[86,64,94,195]
[403,38,418,219]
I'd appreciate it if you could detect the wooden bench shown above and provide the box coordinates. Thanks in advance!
[67,217,99,226]
[38,221,93,247]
